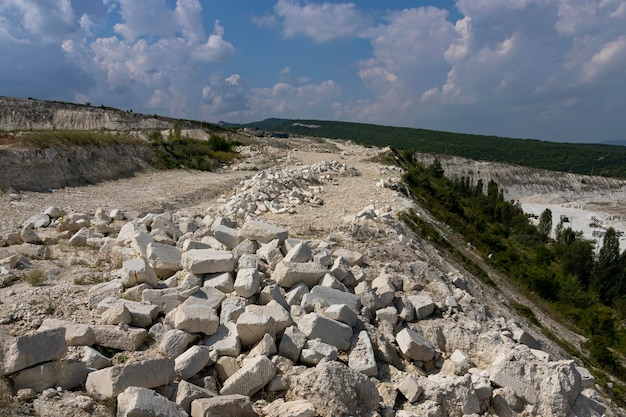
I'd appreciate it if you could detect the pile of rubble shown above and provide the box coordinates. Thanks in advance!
[0,161,614,417]
[219,160,359,217]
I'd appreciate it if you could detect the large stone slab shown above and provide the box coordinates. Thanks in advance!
[96,297,159,328]
[396,328,436,362]
[92,325,147,351]
[11,359,88,392]
[220,355,276,396]
[121,258,159,288]
[213,224,242,249]
[146,241,182,278]
[165,303,219,336]
[37,318,95,346]
[85,357,176,399]
[240,219,288,243]
[191,395,256,417]
[175,345,216,380]
[309,285,361,314]
[117,386,187,417]
[1,328,67,376]
[236,309,276,347]
[181,249,235,274]
[298,313,353,351]
[273,261,328,289]
[407,295,435,320]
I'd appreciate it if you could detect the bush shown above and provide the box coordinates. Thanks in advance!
[22,269,45,286]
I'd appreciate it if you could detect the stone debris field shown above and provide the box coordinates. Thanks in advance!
[0,139,620,417]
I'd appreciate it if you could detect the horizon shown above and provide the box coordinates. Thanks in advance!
[1,1,625,144]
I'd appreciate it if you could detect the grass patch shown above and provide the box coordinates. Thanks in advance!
[20,130,142,149]
[510,300,542,327]
[74,275,106,285]
[149,133,238,171]
[22,269,46,286]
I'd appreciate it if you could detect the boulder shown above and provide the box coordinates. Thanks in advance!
[236,308,276,347]
[11,359,88,392]
[396,328,436,362]
[37,318,95,346]
[240,219,288,243]
[348,330,377,377]
[191,395,256,417]
[298,313,353,351]
[204,322,241,357]
[181,249,235,274]
[146,241,182,278]
[234,267,260,298]
[175,345,216,380]
[289,361,380,417]
[117,386,187,417]
[273,261,328,289]
[175,380,215,414]
[408,294,435,320]
[85,357,176,399]
[263,399,317,417]
[279,325,307,363]
[92,325,147,351]
[1,328,67,376]
[159,329,196,358]
[219,355,276,397]
[165,303,219,336]
[120,258,159,288]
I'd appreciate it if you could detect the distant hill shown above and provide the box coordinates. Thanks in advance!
[241,118,626,179]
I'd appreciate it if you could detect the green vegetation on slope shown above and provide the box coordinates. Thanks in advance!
[20,130,143,148]
[396,150,626,404]
[246,118,626,178]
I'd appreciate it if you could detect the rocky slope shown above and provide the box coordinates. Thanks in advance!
[0,96,197,132]
[0,137,622,417]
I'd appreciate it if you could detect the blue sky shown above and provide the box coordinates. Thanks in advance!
[1,1,625,143]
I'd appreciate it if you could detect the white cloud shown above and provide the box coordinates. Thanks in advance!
[192,21,235,62]
[272,0,369,43]
[0,0,77,43]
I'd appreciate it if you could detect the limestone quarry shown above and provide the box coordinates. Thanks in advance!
[1,115,625,416]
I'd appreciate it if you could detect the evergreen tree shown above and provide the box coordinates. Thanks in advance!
[538,208,552,238]
[593,227,621,304]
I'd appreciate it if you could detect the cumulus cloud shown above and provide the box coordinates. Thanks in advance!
[271,0,370,42]
[0,0,77,43]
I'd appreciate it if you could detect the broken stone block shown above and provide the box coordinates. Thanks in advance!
[263,399,317,417]
[309,285,361,314]
[20,224,42,244]
[96,297,159,328]
[183,287,226,310]
[93,324,147,351]
[215,356,240,384]
[259,284,289,309]
[240,219,288,243]
[86,357,176,399]
[175,345,217,380]
[273,261,328,288]
[1,328,67,376]
[301,338,339,365]
[372,274,396,307]
[82,346,112,369]
[248,333,277,358]
[88,280,125,309]
[512,328,540,349]
[318,273,349,292]
[159,329,196,358]
[141,287,183,314]
[376,305,399,326]
[285,282,309,306]
[283,241,312,263]
[298,312,353,351]
[37,318,95,346]
[165,303,219,336]
[203,271,234,293]
[146,241,182,278]
[121,258,159,288]
[236,308,276,347]
[11,359,88,392]
[213,224,242,249]
[117,386,187,417]
[100,303,132,325]
[69,227,91,246]
[332,248,364,266]
[181,249,235,274]
[408,294,435,320]
[396,375,423,403]
[322,303,358,327]
[220,355,276,396]
[289,361,380,417]
[191,394,256,417]
[278,325,307,363]
[396,328,436,362]
[175,380,215,414]
[348,330,377,377]
[219,295,247,323]
[233,267,260,298]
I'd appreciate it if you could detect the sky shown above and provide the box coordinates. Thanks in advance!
[0,1,625,143]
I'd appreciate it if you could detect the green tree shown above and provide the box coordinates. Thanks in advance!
[428,158,444,179]
[561,239,595,288]
[538,208,552,238]
[593,227,621,304]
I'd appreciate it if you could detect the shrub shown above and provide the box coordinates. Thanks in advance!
[22,269,45,286]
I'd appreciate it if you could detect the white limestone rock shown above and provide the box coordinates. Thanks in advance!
[117,386,187,417]
[348,330,377,376]
[396,328,436,362]
[298,312,353,351]
[219,355,276,397]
